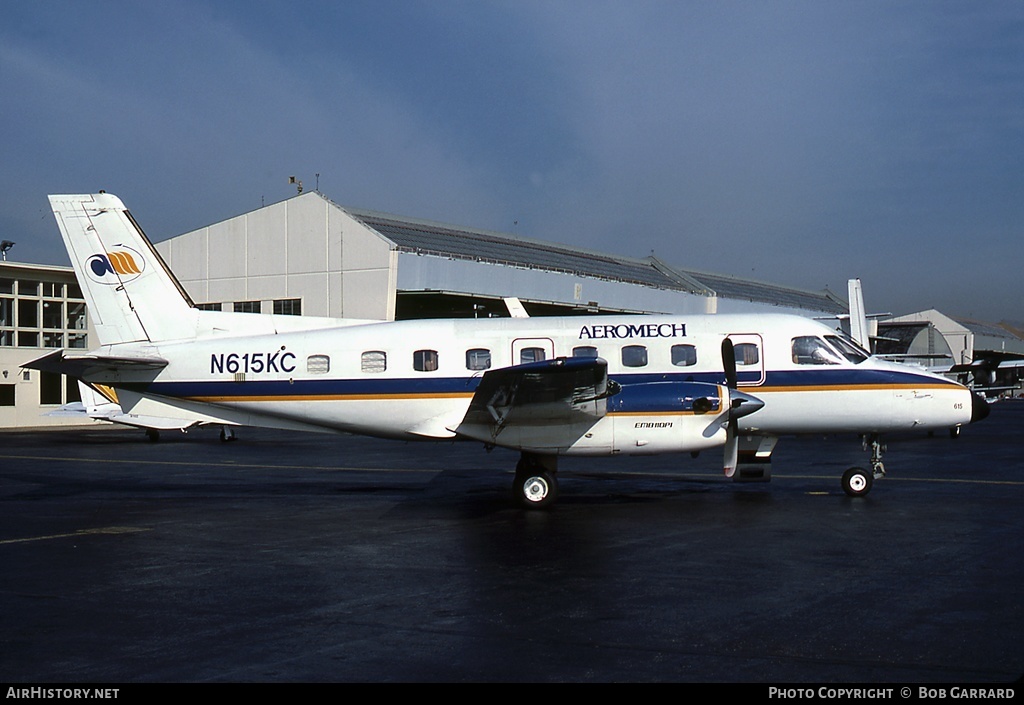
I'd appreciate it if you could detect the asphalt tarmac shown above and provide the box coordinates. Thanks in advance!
[1,401,1022,683]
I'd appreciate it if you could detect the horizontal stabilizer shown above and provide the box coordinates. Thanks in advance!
[22,349,168,377]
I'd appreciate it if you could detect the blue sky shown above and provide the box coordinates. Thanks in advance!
[2,1,1021,322]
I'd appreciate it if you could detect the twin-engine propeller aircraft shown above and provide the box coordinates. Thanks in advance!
[25,194,989,507]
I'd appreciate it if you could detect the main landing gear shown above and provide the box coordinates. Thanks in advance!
[513,453,558,509]
[842,434,886,498]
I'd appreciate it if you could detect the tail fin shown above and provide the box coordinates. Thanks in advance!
[49,193,198,346]
[846,278,869,350]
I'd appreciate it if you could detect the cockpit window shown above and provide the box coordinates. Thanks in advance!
[792,336,843,365]
[825,335,869,364]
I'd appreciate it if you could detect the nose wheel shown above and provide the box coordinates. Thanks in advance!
[843,434,886,497]
[842,466,873,497]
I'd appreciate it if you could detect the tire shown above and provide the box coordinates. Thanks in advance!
[514,470,558,509]
[842,466,872,498]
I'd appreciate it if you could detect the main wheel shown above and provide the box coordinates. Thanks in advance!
[841,466,873,498]
[514,470,558,509]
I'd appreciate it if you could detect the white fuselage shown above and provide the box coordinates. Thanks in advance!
[88,312,978,456]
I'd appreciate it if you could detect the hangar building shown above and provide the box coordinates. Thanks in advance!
[1,262,90,428]
[155,191,848,322]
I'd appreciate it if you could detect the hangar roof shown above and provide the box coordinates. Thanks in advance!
[345,206,847,314]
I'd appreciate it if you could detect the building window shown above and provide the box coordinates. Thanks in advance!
[66,302,87,329]
[621,345,648,368]
[18,299,38,328]
[233,301,261,314]
[361,351,387,373]
[0,384,14,406]
[4,277,87,349]
[39,371,63,405]
[42,301,63,329]
[196,302,222,311]
[572,346,598,358]
[65,377,81,404]
[306,354,330,374]
[414,349,439,372]
[671,344,697,367]
[273,299,301,316]
[466,348,491,371]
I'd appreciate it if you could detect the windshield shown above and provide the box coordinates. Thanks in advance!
[825,334,870,364]
[792,336,844,365]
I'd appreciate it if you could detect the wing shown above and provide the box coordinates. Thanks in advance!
[454,356,614,442]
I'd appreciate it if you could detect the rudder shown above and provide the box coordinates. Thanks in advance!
[49,193,198,346]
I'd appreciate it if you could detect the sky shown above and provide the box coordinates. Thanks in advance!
[1,1,1021,322]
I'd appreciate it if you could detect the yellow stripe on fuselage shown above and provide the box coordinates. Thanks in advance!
[184,392,476,403]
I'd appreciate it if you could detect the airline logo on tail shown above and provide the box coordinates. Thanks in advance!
[85,246,146,284]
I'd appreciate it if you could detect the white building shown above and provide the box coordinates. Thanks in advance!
[1,262,92,428]
[156,191,849,322]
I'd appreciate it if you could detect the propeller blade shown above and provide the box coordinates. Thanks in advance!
[721,338,737,390]
[721,338,740,476]
[724,418,738,478]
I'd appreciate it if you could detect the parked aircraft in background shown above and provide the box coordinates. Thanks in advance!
[25,194,988,507]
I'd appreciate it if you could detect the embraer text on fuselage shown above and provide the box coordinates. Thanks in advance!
[578,322,686,340]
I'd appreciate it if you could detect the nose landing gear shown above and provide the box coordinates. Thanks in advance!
[842,434,885,497]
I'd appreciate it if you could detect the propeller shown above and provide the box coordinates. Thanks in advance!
[720,339,764,477]
[722,338,739,477]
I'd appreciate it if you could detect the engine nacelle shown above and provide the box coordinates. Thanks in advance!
[607,381,730,455]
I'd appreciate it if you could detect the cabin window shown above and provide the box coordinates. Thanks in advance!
[734,343,760,366]
[307,354,330,374]
[414,349,439,372]
[466,348,492,371]
[572,346,598,358]
[361,350,387,373]
[791,337,841,365]
[520,347,546,364]
[671,344,697,367]
[621,345,648,368]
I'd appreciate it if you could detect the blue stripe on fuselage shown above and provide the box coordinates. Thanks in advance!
[128,365,958,408]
